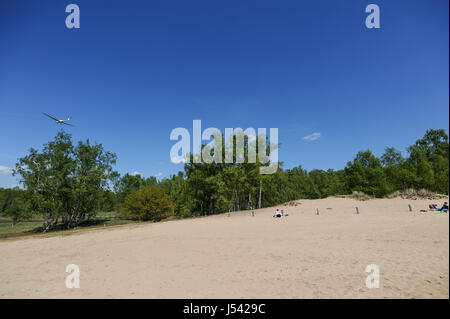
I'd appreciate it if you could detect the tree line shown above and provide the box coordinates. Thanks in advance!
[0,129,448,231]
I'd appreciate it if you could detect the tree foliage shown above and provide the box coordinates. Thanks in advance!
[13,131,118,231]
[123,186,175,221]
[0,187,32,225]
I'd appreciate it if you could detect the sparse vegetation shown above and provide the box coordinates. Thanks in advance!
[339,191,373,201]
[387,188,448,200]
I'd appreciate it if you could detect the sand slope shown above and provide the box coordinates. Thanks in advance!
[0,197,448,298]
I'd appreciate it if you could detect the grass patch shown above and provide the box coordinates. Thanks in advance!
[0,212,135,241]
[387,188,448,200]
[0,220,43,236]
[336,191,373,201]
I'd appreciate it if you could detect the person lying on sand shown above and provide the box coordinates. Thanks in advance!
[430,202,448,213]
[439,202,448,213]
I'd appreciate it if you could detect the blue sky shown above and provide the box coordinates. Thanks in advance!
[0,0,448,187]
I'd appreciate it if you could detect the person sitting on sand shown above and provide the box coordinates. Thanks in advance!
[273,209,282,218]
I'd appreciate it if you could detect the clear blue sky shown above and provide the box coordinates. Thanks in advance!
[0,0,448,187]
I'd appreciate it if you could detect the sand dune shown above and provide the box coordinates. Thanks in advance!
[0,197,448,298]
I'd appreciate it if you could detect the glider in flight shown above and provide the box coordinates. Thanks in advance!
[43,113,75,127]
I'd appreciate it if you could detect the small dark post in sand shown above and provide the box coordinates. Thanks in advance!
[316,208,319,215]
[408,204,412,212]
[356,207,360,214]
[228,208,230,217]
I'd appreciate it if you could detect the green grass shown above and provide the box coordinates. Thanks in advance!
[0,212,135,240]
[0,211,197,241]
[0,220,43,236]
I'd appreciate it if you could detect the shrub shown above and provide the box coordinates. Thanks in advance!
[0,188,32,226]
[123,186,175,221]
[347,191,373,201]
[387,188,448,200]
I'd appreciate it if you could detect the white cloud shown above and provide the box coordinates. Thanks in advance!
[303,132,321,141]
[130,171,142,176]
[0,165,13,175]
[155,172,163,177]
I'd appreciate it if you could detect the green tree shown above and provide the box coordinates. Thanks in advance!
[409,129,449,194]
[381,147,404,167]
[406,146,435,191]
[14,131,117,231]
[158,172,191,217]
[344,150,389,197]
[414,129,449,159]
[0,188,32,226]
[123,186,175,221]
[114,173,158,203]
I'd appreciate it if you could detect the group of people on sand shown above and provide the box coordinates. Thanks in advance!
[273,209,287,218]
[429,202,449,213]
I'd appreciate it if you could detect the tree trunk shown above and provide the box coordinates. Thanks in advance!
[42,217,52,232]
[258,180,262,209]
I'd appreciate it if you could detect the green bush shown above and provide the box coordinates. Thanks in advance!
[123,186,175,221]
[0,188,32,225]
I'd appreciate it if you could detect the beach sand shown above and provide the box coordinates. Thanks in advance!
[0,197,448,298]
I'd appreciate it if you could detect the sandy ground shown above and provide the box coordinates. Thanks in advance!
[0,197,448,299]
